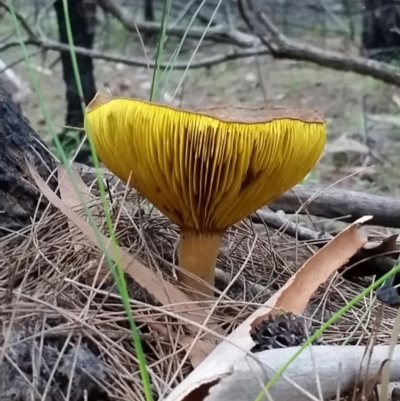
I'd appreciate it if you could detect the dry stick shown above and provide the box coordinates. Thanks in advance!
[0,38,269,70]
[269,184,400,229]
[253,209,332,243]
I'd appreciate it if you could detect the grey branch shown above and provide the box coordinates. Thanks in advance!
[165,344,400,401]
[201,345,400,401]
[239,0,400,87]
[0,39,268,70]
[269,184,400,229]
[253,209,332,242]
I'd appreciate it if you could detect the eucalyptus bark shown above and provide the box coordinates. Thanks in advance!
[0,91,56,238]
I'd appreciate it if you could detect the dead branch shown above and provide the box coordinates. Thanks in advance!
[5,0,400,90]
[0,38,268,70]
[0,56,31,104]
[0,0,264,70]
[268,184,400,229]
[97,0,257,48]
[253,209,331,242]
[239,0,400,87]
[0,0,36,39]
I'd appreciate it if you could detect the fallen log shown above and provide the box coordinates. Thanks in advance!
[200,345,400,401]
[269,184,400,229]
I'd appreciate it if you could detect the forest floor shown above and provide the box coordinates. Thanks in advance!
[3,12,400,401]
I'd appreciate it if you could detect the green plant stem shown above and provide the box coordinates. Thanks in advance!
[149,0,172,102]
[159,0,208,98]
[7,1,153,400]
[171,0,223,101]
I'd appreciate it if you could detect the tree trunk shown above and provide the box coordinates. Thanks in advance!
[54,0,97,129]
[362,0,400,61]
[0,91,56,238]
[144,0,154,21]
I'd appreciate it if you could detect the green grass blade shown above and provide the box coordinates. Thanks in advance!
[158,0,208,98]
[171,0,223,101]
[149,0,172,102]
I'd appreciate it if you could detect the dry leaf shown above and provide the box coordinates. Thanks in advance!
[58,165,110,280]
[58,165,102,252]
[28,161,218,367]
[165,215,372,401]
[58,164,97,210]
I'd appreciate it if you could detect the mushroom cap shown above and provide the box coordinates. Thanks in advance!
[85,92,326,232]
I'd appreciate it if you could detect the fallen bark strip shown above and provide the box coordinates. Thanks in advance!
[202,345,400,401]
[268,184,400,229]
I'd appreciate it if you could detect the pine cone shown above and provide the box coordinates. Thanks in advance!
[251,312,319,353]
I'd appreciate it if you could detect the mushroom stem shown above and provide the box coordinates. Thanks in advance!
[177,230,224,296]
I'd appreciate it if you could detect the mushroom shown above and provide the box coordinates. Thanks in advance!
[84,92,326,296]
